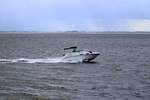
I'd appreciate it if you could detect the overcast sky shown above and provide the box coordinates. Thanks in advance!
[0,0,150,32]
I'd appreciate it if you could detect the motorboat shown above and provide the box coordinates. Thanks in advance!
[0,46,100,64]
[62,46,100,63]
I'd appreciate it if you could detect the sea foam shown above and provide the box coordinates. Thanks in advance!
[0,57,82,64]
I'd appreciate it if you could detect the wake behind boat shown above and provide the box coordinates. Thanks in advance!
[0,47,100,64]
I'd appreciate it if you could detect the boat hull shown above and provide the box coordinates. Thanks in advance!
[62,51,100,63]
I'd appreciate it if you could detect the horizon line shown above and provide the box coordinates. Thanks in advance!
[0,31,150,33]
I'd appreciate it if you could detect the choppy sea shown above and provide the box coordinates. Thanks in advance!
[0,33,150,100]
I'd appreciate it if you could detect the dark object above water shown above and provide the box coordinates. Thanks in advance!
[64,46,77,52]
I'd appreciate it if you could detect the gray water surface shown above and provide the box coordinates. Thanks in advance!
[0,33,150,100]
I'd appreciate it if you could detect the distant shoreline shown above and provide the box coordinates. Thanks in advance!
[0,32,150,39]
[0,31,150,34]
